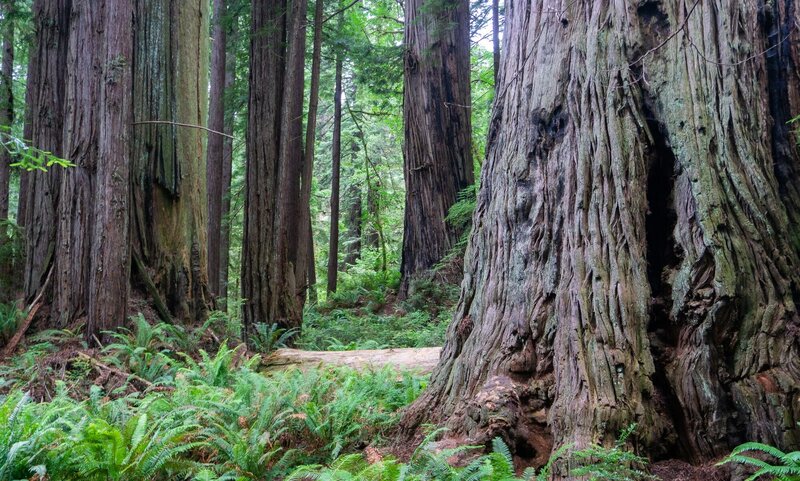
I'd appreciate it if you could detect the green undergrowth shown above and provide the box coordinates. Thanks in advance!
[299,273,458,351]
[1,343,427,480]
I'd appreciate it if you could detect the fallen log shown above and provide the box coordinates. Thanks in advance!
[263,347,442,373]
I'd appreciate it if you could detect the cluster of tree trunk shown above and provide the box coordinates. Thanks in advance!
[19,0,210,340]
[241,0,309,341]
[400,0,800,470]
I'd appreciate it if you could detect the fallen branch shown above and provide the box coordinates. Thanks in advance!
[1,267,52,358]
[132,120,235,140]
[75,351,154,388]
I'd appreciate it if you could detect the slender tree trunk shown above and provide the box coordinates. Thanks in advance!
[0,0,13,220]
[283,0,308,303]
[400,0,800,469]
[400,0,473,296]
[300,0,324,302]
[22,0,71,301]
[242,0,306,342]
[206,0,227,299]
[218,35,235,311]
[343,150,362,268]
[326,55,343,294]
[491,0,499,84]
[306,219,317,302]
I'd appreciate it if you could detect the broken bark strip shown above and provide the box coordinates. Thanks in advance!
[263,347,441,373]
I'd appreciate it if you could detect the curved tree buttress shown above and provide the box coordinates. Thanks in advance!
[400,0,800,467]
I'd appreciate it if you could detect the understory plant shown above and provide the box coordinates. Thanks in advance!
[719,441,800,480]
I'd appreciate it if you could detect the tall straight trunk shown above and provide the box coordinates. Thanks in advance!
[242,0,306,342]
[400,0,800,469]
[283,0,308,302]
[491,0,499,83]
[130,0,211,325]
[0,0,13,220]
[343,142,362,267]
[326,55,343,294]
[22,0,71,301]
[300,0,324,302]
[218,34,235,311]
[306,219,317,302]
[87,0,133,336]
[400,0,473,296]
[206,0,227,299]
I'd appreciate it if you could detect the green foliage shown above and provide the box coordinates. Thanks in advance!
[0,340,427,481]
[719,441,800,481]
[299,307,449,350]
[0,126,74,171]
[568,424,656,481]
[0,301,22,343]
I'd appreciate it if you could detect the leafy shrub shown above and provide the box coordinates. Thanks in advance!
[719,441,800,480]
[568,424,656,481]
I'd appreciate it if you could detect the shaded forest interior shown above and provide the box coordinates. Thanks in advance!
[0,1,799,480]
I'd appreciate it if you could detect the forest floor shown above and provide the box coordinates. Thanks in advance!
[0,282,746,480]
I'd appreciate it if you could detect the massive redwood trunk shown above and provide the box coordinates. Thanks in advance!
[22,0,209,337]
[400,0,473,295]
[130,0,211,324]
[242,0,307,342]
[401,0,800,468]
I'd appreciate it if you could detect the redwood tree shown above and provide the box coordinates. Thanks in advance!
[242,0,307,341]
[400,0,473,295]
[207,0,228,300]
[23,0,210,337]
[0,0,13,220]
[401,0,800,469]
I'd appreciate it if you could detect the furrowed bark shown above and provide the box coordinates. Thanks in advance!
[400,0,473,296]
[242,0,304,343]
[87,0,133,337]
[130,0,210,325]
[22,0,71,302]
[0,0,13,220]
[206,0,227,299]
[300,0,324,302]
[327,54,343,294]
[399,0,800,470]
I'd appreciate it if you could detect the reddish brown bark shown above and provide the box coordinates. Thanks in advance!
[206,0,227,299]
[22,0,209,338]
[242,0,306,342]
[0,0,13,220]
[22,0,71,301]
[326,55,343,294]
[299,0,324,302]
[400,0,800,470]
[218,38,235,310]
[87,0,134,336]
[400,0,473,296]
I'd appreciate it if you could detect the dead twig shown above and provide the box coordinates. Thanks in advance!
[75,351,154,388]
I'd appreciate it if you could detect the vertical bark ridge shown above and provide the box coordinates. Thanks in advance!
[400,0,473,295]
[400,0,800,467]
[22,0,71,301]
